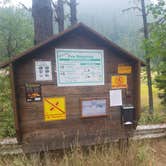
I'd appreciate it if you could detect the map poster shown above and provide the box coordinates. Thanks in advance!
[81,98,107,118]
[25,83,42,102]
[44,97,66,121]
[56,49,104,87]
[111,75,128,89]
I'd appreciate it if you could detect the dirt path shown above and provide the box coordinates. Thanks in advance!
[151,138,166,166]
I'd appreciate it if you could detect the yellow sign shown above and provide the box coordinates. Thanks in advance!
[112,75,128,89]
[118,65,132,74]
[44,97,66,121]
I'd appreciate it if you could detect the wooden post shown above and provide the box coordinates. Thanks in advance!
[9,63,22,143]
[57,0,65,32]
[134,61,141,122]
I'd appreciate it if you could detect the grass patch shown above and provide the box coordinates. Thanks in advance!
[0,72,15,139]
[140,83,166,124]
[139,110,166,125]
[0,141,156,166]
[0,110,15,138]
[141,83,165,111]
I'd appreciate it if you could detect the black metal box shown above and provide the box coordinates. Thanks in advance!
[121,106,134,125]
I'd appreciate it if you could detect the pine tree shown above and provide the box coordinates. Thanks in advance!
[32,0,53,44]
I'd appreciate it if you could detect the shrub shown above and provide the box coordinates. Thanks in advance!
[139,110,166,125]
[0,71,15,138]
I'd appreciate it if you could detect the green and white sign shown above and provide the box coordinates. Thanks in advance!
[56,49,104,87]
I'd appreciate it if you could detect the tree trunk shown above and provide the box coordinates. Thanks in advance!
[141,0,154,114]
[70,0,77,25]
[57,0,64,32]
[32,0,53,44]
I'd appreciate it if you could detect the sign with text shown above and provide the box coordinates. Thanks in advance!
[111,75,128,89]
[118,65,132,74]
[56,49,104,86]
[35,61,52,81]
[44,97,66,121]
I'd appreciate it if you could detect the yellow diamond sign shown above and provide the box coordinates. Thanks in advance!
[44,97,66,121]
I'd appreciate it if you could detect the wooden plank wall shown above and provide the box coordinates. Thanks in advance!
[14,30,137,152]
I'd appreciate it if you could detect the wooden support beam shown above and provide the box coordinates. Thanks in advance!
[135,62,141,122]
[9,63,22,143]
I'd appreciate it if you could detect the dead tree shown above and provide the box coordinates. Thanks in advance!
[52,0,65,32]
[123,0,154,114]
[32,0,53,44]
[69,0,77,25]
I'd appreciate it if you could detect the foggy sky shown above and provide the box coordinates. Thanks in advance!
[9,0,158,8]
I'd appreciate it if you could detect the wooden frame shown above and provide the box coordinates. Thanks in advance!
[80,97,108,118]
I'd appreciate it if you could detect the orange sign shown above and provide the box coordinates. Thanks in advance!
[111,75,128,89]
[44,97,66,121]
[118,65,132,74]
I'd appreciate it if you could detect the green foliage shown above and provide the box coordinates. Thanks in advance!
[148,0,166,19]
[146,0,166,105]
[0,72,15,138]
[0,7,34,62]
[0,6,34,138]
[155,67,166,105]
[0,71,11,112]
[0,109,15,138]
[139,110,166,125]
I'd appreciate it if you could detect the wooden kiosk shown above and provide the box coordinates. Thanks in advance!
[0,23,145,153]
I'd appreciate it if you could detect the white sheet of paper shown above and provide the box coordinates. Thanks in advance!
[110,90,122,107]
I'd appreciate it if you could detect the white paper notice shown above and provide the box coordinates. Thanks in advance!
[35,61,52,81]
[110,90,122,107]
